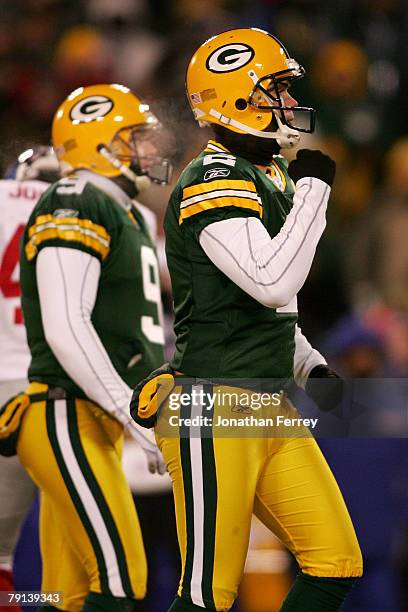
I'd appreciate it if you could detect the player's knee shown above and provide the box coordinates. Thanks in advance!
[171,584,236,611]
[212,582,238,611]
[333,529,363,578]
[342,540,363,578]
[117,548,147,600]
[305,535,363,578]
[127,560,147,599]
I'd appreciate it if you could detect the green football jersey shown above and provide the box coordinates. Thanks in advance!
[165,139,298,379]
[20,171,164,397]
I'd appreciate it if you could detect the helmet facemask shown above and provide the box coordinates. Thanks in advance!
[108,123,173,186]
[248,61,315,136]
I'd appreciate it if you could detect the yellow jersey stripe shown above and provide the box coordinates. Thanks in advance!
[25,226,110,261]
[28,214,110,241]
[182,179,257,201]
[204,140,230,153]
[179,196,263,224]
[181,188,261,209]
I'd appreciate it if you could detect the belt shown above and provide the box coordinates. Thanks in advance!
[28,386,70,403]
[47,386,70,400]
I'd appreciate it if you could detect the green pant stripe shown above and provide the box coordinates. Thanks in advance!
[200,383,217,608]
[179,384,194,604]
[45,400,111,595]
[66,399,134,598]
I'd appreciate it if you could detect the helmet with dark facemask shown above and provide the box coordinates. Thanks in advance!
[186,27,315,149]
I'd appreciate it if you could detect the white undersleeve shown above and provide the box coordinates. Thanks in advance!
[293,324,327,388]
[36,247,133,418]
[199,177,329,308]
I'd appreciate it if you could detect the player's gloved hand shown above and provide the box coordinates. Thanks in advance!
[288,149,336,187]
[130,363,175,429]
[125,421,167,475]
[305,364,344,413]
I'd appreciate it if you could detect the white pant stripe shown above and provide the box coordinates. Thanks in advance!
[189,384,205,607]
[54,399,126,597]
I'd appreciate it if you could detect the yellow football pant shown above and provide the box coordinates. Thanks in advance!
[17,383,147,612]
[156,385,363,611]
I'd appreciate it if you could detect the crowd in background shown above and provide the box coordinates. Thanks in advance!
[2,0,408,610]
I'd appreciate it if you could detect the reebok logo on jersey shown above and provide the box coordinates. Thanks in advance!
[204,168,231,181]
[54,208,79,218]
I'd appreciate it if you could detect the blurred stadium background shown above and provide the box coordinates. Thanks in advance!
[2,0,408,610]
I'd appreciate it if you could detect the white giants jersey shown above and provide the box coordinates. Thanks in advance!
[0,179,49,381]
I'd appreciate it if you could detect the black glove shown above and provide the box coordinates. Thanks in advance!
[305,364,344,413]
[288,149,336,187]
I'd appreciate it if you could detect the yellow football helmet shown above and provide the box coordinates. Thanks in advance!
[52,83,171,188]
[186,28,315,148]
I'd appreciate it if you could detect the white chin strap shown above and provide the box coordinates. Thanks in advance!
[97,145,151,192]
[207,109,300,149]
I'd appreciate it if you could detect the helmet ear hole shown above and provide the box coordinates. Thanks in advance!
[235,98,247,111]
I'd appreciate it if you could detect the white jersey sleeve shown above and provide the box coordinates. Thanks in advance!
[0,179,49,381]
